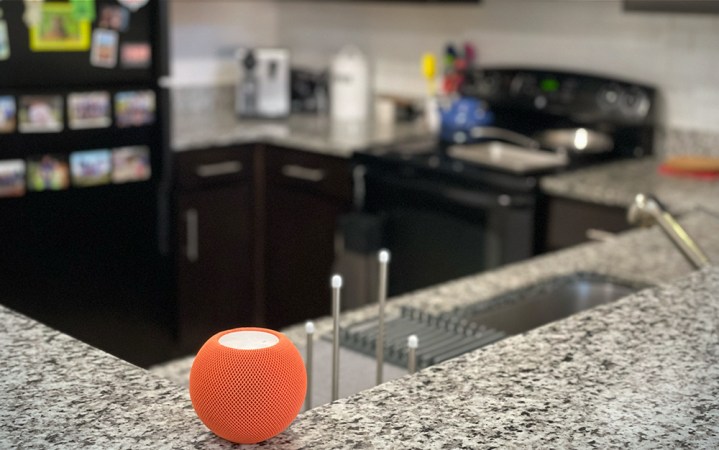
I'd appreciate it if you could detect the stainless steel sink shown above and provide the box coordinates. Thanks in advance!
[452,272,647,336]
[339,272,648,370]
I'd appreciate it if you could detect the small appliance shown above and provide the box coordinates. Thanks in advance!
[236,48,291,119]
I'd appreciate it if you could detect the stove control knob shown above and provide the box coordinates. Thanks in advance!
[477,72,503,97]
[619,87,651,120]
[597,83,622,110]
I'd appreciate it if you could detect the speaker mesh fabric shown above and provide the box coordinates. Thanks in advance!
[189,328,307,444]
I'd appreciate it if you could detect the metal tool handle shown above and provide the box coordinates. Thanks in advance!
[407,334,418,375]
[185,209,198,262]
[195,160,243,178]
[281,164,326,183]
[304,321,314,411]
[331,275,343,402]
[376,249,390,385]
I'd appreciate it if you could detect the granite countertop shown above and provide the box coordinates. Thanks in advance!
[540,158,719,214]
[2,210,719,448]
[171,111,431,158]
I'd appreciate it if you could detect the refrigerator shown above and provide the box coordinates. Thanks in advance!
[0,0,173,367]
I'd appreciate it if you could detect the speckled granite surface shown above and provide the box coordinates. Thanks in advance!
[541,158,719,214]
[3,212,717,448]
[170,85,431,158]
[171,111,431,158]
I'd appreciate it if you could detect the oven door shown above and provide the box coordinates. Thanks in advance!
[362,169,537,296]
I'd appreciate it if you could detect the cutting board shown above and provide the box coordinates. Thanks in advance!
[658,155,719,181]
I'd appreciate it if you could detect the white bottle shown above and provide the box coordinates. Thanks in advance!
[330,46,371,122]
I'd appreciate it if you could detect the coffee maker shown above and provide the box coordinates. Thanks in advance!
[235,48,291,119]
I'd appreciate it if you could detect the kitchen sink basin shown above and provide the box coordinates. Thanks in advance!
[339,272,648,370]
[452,272,648,336]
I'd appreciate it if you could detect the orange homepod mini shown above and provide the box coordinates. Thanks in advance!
[189,327,307,444]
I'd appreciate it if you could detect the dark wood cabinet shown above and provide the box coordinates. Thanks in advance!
[544,195,631,252]
[175,147,256,352]
[263,146,353,330]
[624,0,719,14]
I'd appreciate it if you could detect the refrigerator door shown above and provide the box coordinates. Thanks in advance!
[0,0,165,89]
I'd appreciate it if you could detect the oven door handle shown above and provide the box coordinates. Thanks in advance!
[370,174,534,210]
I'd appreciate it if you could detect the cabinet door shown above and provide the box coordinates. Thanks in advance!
[262,147,352,330]
[177,184,254,351]
[543,196,630,252]
[264,185,351,329]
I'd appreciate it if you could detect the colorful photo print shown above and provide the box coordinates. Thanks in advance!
[27,154,70,191]
[90,28,118,68]
[29,2,91,52]
[120,42,151,69]
[18,95,64,133]
[0,160,26,198]
[98,5,129,31]
[112,146,151,183]
[0,96,16,134]
[70,149,112,187]
[67,91,111,129]
[0,20,10,60]
[114,90,155,128]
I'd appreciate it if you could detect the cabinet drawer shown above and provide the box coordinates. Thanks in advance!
[265,146,352,201]
[175,146,253,191]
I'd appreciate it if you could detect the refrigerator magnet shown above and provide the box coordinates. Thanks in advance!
[67,91,111,130]
[18,95,64,134]
[22,0,43,29]
[27,154,70,192]
[97,5,129,32]
[112,146,151,184]
[114,90,155,128]
[28,2,91,52]
[117,0,148,12]
[0,160,26,198]
[120,42,151,69]
[0,96,16,134]
[70,149,112,187]
[90,28,118,68]
[69,0,96,22]
[0,20,9,61]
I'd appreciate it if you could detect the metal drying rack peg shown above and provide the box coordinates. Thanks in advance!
[331,274,343,402]
[407,334,418,375]
[376,249,390,386]
[304,320,314,411]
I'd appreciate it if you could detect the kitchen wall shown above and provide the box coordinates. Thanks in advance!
[169,0,719,134]
[168,0,278,86]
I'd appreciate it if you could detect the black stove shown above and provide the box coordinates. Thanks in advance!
[347,68,657,297]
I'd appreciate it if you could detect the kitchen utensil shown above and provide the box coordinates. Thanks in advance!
[534,128,614,154]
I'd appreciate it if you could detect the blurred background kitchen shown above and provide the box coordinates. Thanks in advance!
[1,0,718,370]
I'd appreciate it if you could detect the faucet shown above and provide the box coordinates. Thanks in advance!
[627,193,711,270]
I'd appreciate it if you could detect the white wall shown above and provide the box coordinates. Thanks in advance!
[168,0,279,86]
[169,0,719,132]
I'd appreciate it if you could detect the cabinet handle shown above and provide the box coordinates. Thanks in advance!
[195,160,243,178]
[185,209,199,262]
[281,164,326,183]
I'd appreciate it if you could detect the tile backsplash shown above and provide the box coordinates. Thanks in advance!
[169,0,719,143]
